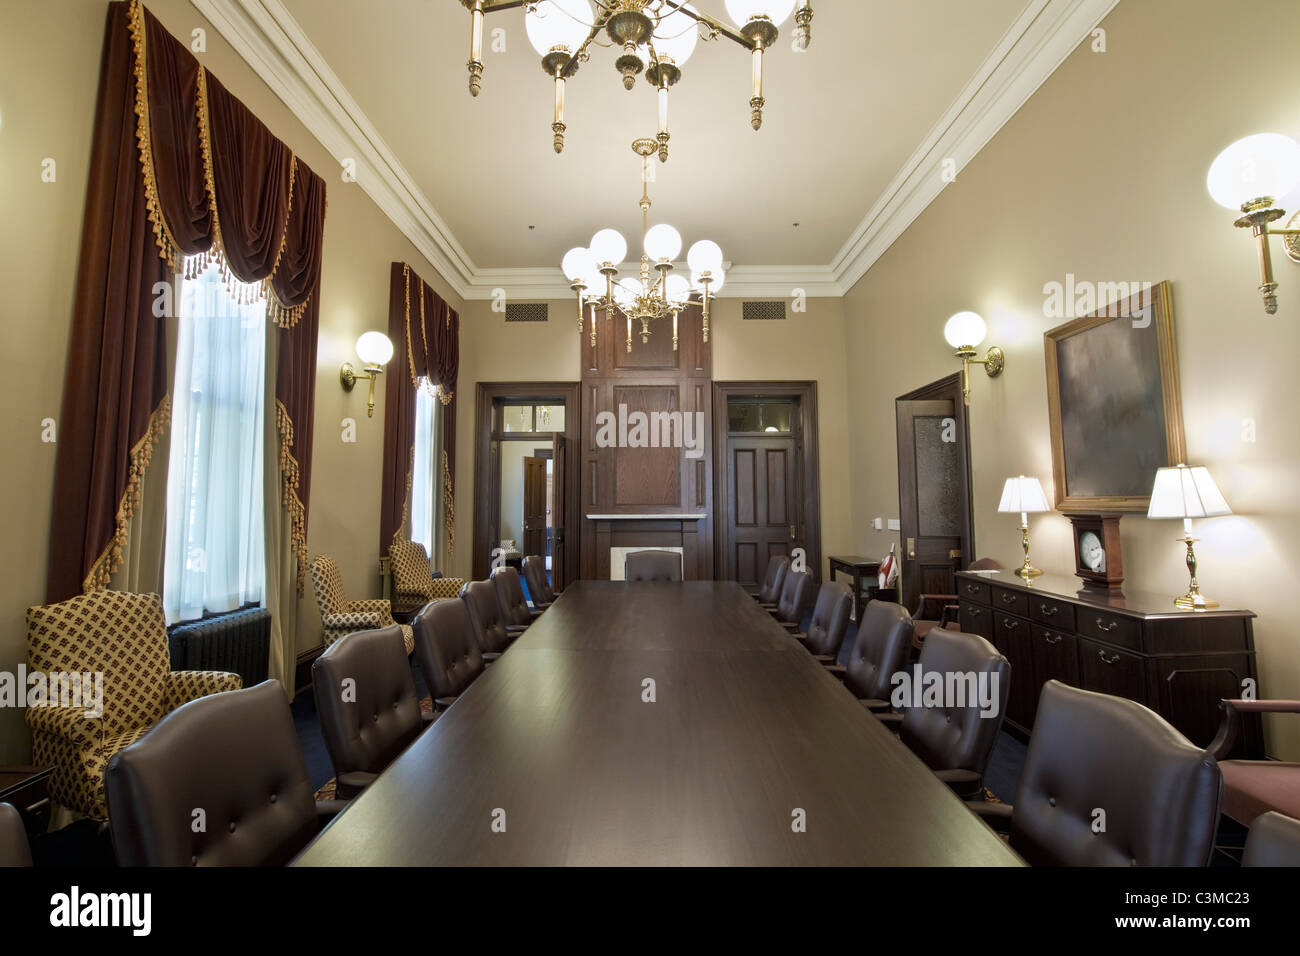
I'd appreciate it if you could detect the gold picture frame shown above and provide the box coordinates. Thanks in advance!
[1044,280,1186,513]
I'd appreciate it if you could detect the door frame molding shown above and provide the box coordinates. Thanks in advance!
[894,372,975,607]
[711,381,822,583]
[473,382,581,583]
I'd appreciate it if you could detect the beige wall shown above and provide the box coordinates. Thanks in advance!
[843,0,1300,759]
[0,0,462,762]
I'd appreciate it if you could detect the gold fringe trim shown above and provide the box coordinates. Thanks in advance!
[442,448,455,558]
[128,0,180,272]
[395,443,415,548]
[275,400,309,595]
[403,264,419,389]
[82,394,172,593]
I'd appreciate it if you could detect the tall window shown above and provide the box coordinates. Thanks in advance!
[410,379,442,559]
[162,264,267,623]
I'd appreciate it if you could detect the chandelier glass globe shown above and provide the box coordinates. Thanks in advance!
[724,0,796,28]
[525,0,593,56]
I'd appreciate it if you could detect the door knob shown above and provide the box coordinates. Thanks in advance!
[790,525,796,540]
[906,537,916,560]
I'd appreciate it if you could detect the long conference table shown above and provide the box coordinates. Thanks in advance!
[293,581,1022,866]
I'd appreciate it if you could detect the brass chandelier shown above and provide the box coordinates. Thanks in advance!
[459,0,814,157]
[561,138,725,352]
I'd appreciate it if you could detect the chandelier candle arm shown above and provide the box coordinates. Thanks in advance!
[466,0,485,95]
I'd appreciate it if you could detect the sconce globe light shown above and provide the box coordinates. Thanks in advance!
[1207,132,1300,313]
[340,330,394,419]
[943,311,1003,406]
[524,0,593,56]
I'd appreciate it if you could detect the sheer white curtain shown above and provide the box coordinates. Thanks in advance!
[163,264,267,624]
[410,378,441,559]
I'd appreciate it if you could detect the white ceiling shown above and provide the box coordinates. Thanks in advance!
[195,0,1119,297]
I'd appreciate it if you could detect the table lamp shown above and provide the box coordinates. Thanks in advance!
[998,476,1051,578]
[1146,464,1231,609]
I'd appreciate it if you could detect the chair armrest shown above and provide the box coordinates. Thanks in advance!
[779,620,800,631]
[968,801,1014,832]
[482,652,502,665]
[346,599,393,619]
[322,610,384,630]
[859,698,892,713]
[421,710,437,726]
[1209,699,1300,758]
[825,664,848,681]
[25,703,102,748]
[874,711,903,731]
[934,768,984,799]
[316,800,350,825]
[937,603,961,628]
[916,593,959,619]
[434,695,458,712]
[810,654,837,666]
[336,771,378,800]
[164,670,242,710]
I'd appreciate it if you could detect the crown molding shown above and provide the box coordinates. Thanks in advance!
[194,0,1117,303]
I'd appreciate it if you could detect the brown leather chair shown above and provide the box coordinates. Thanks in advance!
[791,581,853,665]
[1209,698,1300,826]
[1243,811,1300,867]
[912,557,1002,647]
[462,580,516,662]
[0,803,31,868]
[878,628,1009,798]
[829,599,914,711]
[312,626,427,800]
[522,554,555,609]
[493,566,541,628]
[769,569,814,626]
[104,680,346,866]
[412,598,484,714]
[624,550,683,582]
[972,680,1222,866]
[754,555,790,607]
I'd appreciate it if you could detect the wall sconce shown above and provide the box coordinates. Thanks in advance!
[1207,132,1300,314]
[943,311,1004,406]
[340,331,394,418]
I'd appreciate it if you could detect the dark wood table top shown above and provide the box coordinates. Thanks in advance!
[294,581,1020,866]
[828,555,880,570]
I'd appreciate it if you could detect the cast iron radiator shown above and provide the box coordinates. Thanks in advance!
[167,606,271,688]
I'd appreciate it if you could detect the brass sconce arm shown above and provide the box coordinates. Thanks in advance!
[1233,199,1300,314]
[340,363,384,418]
[954,346,1005,406]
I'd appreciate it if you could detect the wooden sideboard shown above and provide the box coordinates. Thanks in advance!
[955,569,1262,758]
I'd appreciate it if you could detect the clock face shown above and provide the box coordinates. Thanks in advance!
[1079,531,1106,573]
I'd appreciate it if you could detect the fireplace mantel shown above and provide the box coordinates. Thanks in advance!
[586,513,706,580]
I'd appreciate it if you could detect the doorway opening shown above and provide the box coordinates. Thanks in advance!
[712,382,821,592]
[473,383,580,588]
[894,372,975,614]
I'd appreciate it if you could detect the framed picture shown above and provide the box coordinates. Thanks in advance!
[1067,513,1124,590]
[1044,279,1186,512]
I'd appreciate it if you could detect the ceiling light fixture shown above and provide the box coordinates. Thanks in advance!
[561,138,724,352]
[460,1,814,158]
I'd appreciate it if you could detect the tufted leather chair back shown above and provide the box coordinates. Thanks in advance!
[758,555,790,604]
[803,581,853,658]
[413,599,484,700]
[104,680,319,866]
[899,629,1009,779]
[625,550,683,582]
[774,570,814,624]
[463,580,511,654]
[312,626,423,781]
[1010,680,1221,867]
[1243,811,1300,867]
[845,600,913,701]
[0,803,31,867]
[522,555,555,605]
[492,567,533,627]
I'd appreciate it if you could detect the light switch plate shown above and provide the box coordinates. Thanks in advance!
[887,518,901,532]
[872,517,883,531]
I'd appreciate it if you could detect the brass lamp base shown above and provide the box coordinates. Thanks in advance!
[1016,563,1044,579]
[1174,534,1218,610]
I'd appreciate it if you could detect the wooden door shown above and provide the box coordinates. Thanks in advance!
[550,434,567,591]
[523,457,548,561]
[895,376,973,614]
[726,434,797,592]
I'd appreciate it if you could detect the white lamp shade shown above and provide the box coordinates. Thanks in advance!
[1206,133,1300,210]
[525,0,592,56]
[561,246,595,283]
[943,310,987,349]
[687,239,724,275]
[691,269,724,293]
[724,0,797,28]
[644,223,683,262]
[997,476,1050,515]
[665,274,691,305]
[356,331,394,367]
[589,228,627,267]
[1147,465,1231,519]
[651,2,699,64]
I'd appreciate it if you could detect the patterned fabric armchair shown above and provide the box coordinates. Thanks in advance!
[388,540,465,610]
[25,591,242,820]
[311,554,414,654]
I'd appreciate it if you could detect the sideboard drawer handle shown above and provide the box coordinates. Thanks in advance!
[1043,633,1062,645]
[966,584,980,595]
[1002,618,1019,630]
[1040,604,1059,616]
[1001,593,1018,605]
[1098,650,1121,665]
[1095,617,1119,633]
[966,607,981,617]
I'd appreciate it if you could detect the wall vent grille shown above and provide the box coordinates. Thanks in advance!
[742,300,787,321]
[505,302,549,323]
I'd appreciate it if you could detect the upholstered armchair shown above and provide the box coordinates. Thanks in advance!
[388,540,466,615]
[25,591,242,820]
[311,554,414,654]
